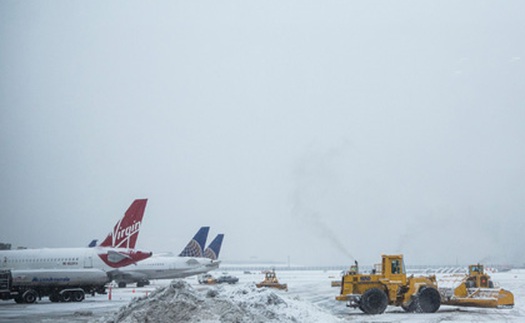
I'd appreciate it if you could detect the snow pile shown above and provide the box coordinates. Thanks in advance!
[102,280,340,323]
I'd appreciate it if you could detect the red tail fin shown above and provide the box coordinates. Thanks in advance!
[99,199,148,249]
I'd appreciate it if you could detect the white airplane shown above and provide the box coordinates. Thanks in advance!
[111,227,224,287]
[0,199,153,273]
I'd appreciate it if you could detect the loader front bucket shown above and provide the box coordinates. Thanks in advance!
[442,288,514,308]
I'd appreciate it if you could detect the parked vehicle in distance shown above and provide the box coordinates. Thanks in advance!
[198,274,217,284]
[197,273,239,285]
[216,275,239,284]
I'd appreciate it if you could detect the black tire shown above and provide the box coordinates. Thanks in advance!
[118,282,127,288]
[488,280,494,288]
[14,296,24,304]
[359,288,388,314]
[23,290,38,304]
[61,291,72,303]
[49,293,60,303]
[136,281,145,288]
[401,300,417,313]
[72,291,85,302]
[414,287,441,313]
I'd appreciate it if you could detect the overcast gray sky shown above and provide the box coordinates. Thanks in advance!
[1,1,524,266]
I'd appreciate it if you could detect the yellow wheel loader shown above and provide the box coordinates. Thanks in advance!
[331,263,359,287]
[438,264,514,308]
[336,255,441,314]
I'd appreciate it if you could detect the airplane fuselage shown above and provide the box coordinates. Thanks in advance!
[0,247,152,272]
[113,256,220,283]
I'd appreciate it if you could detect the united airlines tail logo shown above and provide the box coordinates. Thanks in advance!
[204,248,217,260]
[180,240,203,257]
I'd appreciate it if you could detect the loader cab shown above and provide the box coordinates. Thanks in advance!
[469,264,483,275]
[266,271,276,281]
[467,264,493,288]
[382,255,407,283]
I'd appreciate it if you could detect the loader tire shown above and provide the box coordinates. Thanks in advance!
[414,287,440,313]
[359,288,388,314]
[401,300,417,313]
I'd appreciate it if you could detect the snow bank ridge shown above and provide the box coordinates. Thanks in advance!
[102,279,340,323]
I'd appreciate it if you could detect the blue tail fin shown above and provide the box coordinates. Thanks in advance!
[88,239,98,248]
[204,234,224,260]
[179,226,210,257]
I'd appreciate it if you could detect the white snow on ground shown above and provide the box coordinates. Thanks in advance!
[0,269,524,322]
[102,280,340,323]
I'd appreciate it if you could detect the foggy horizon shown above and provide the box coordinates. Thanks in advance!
[1,1,524,267]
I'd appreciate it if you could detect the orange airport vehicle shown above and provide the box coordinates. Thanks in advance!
[438,263,514,308]
[256,270,288,291]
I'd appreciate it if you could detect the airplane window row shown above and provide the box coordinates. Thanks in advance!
[6,258,80,263]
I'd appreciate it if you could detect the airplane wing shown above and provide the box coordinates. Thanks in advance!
[108,269,148,283]
[186,258,200,265]
[107,250,133,264]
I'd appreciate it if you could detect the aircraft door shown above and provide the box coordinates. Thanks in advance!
[83,252,93,268]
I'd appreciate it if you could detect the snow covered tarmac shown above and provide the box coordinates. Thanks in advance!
[1,269,524,322]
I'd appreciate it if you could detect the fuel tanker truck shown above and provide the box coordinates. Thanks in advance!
[0,268,109,304]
